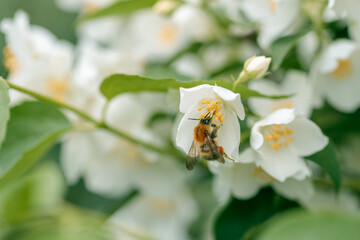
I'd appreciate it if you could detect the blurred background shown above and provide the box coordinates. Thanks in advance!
[1,0,360,240]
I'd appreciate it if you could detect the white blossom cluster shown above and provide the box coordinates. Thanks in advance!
[1,0,360,239]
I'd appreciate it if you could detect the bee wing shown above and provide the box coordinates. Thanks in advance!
[204,132,225,164]
[186,141,200,170]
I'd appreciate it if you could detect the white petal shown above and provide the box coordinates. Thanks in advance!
[176,105,199,153]
[179,84,216,113]
[136,159,186,199]
[258,143,310,181]
[317,49,360,113]
[61,132,91,184]
[282,70,313,117]
[215,108,241,158]
[318,40,357,73]
[273,177,314,202]
[231,163,267,200]
[209,162,266,202]
[237,147,258,164]
[248,79,279,117]
[289,116,329,156]
[209,162,233,204]
[250,109,296,150]
[213,85,245,119]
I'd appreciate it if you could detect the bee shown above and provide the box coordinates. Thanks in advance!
[186,112,226,170]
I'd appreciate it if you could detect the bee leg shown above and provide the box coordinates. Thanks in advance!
[223,152,235,162]
[210,126,220,139]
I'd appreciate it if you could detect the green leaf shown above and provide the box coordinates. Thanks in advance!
[270,26,311,70]
[0,101,71,188]
[214,188,299,240]
[254,210,360,240]
[0,161,65,223]
[100,74,290,100]
[77,0,158,24]
[305,140,341,192]
[0,78,10,149]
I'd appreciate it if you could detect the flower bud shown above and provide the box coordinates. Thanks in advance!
[244,56,271,79]
[153,0,180,14]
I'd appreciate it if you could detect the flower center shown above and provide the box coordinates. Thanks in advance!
[110,139,149,168]
[159,25,177,45]
[263,124,293,152]
[3,46,19,74]
[46,78,69,102]
[252,167,274,182]
[331,58,352,81]
[148,197,174,213]
[198,98,224,124]
[270,99,294,113]
[266,0,278,14]
[83,2,100,13]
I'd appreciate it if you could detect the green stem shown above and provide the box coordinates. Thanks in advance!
[7,81,184,159]
[233,71,247,90]
[7,82,98,124]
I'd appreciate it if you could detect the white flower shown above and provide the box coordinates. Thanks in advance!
[172,53,207,79]
[61,93,176,197]
[297,31,319,68]
[172,4,218,42]
[210,0,245,23]
[77,17,125,46]
[127,10,189,61]
[71,41,144,120]
[242,0,300,49]
[250,108,328,181]
[331,0,360,43]
[209,148,314,203]
[109,190,198,240]
[312,39,360,112]
[243,55,272,79]
[55,0,116,13]
[176,84,245,160]
[248,70,313,117]
[1,10,75,105]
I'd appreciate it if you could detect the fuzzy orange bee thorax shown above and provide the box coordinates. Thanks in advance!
[193,123,209,144]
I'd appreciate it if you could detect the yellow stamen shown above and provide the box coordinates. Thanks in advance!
[3,46,19,74]
[331,59,352,81]
[270,99,294,113]
[264,124,294,151]
[46,78,68,102]
[266,0,278,14]
[252,167,275,182]
[159,25,177,45]
[198,106,202,111]
[83,2,99,13]
[199,113,206,119]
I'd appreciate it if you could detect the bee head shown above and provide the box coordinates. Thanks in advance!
[200,118,211,125]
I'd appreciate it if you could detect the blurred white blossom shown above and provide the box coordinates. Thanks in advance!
[242,0,300,48]
[248,70,313,117]
[209,148,314,203]
[109,190,198,240]
[312,39,360,112]
[1,10,75,105]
